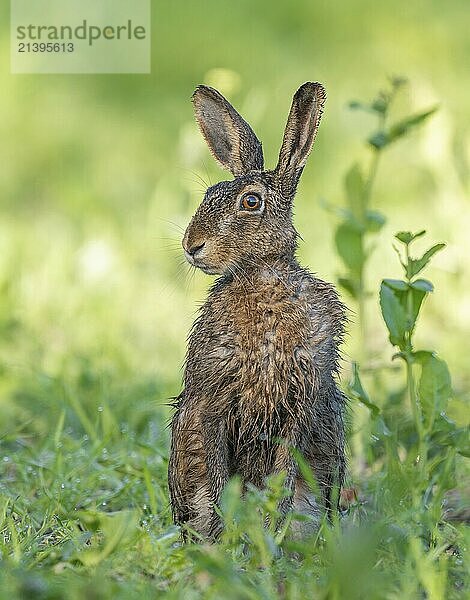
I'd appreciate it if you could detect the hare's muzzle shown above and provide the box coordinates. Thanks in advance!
[182,229,207,265]
[183,241,205,263]
[182,235,221,275]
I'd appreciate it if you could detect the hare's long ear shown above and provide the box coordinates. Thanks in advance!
[274,82,326,197]
[192,85,264,177]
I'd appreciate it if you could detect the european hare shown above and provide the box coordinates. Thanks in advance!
[169,82,346,539]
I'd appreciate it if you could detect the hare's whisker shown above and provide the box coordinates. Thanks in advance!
[153,216,185,233]
[201,160,213,187]
[182,168,210,192]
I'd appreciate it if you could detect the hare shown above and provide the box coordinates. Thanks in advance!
[168,82,347,540]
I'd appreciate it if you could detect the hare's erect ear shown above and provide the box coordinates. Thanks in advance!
[192,85,264,177]
[274,82,326,196]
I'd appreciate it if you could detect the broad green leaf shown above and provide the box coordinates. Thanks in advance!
[349,94,393,115]
[382,281,428,332]
[411,230,427,242]
[412,350,433,363]
[453,428,470,457]
[380,282,407,349]
[348,100,376,113]
[338,276,358,299]
[408,286,427,330]
[368,107,438,149]
[395,231,413,244]
[407,243,445,278]
[349,363,380,417]
[388,106,439,142]
[335,222,365,274]
[431,414,470,457]
[395,230,426,245]
[344,163,366,223]
[390,75,408,89]
[370,97,387,114]
[367,106,438,150]
[376,417,392,437]
[365,210,386,232]
[382,278,408,291]
[410,278,434,293]
[319,198,355,222]
[368,131,388,149]
[415,352,452,430]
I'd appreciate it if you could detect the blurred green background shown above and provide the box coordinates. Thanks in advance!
[1,0,469,463]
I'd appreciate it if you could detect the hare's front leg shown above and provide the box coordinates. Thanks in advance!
[169,401,229,540]
[200,416,230,538]
[272,431,300,518]
[168,403,209,537]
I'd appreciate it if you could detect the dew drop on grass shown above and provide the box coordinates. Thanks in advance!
[98,406,103,412]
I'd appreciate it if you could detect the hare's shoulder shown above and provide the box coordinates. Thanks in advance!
[295,272,347,334]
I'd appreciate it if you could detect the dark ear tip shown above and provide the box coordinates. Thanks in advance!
[295,82,327,104]
[192,84,223,105]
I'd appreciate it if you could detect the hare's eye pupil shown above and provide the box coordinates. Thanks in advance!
[241,193,262,211]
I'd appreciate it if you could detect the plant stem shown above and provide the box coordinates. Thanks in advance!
[404,242,425,475]
[357,147,382,361]
[364,148,381,206]
[356,83,398,354]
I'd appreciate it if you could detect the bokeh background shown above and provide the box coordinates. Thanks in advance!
[1,0,469,455]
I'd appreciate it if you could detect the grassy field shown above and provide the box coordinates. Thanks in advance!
[1,1,469,597]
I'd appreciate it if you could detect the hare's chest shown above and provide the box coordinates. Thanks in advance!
[187,290,312,402]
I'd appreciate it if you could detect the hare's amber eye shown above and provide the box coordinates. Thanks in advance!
[240,193,262,211]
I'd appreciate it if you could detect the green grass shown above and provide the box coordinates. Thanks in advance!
[0,385,468,598]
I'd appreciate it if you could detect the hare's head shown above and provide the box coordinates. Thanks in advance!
[183,83,326,275]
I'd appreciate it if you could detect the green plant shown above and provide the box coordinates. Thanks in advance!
[326,78,438,351]
[379,231,468,488]
[346,231,469,599]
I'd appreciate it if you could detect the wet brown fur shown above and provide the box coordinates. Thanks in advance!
[168,83,347,539]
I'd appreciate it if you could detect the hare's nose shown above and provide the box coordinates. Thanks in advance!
[187,242,205,257]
